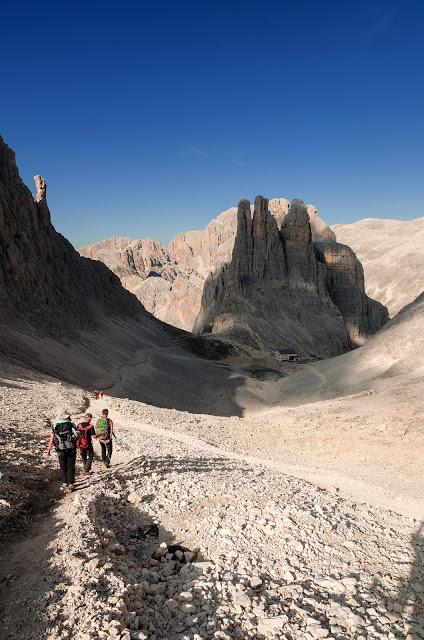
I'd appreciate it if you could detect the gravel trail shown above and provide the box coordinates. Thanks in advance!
[1,389,423,640]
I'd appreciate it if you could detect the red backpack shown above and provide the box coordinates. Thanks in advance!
[77,422,92,449]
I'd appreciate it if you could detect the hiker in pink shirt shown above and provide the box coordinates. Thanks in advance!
[76,412,96,473]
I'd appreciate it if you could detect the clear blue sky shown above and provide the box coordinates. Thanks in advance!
[1,0,423,247]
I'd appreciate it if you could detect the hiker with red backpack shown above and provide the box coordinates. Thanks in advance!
[47,411,78,491]
[95,408,114,468]
[76,413,96,473]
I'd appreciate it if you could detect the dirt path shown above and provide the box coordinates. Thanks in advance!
[107,402,424,519]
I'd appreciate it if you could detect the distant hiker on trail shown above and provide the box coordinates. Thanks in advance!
[93,390,104,400]
[47,411,78,491]
[95,408,114,468]
[76,413,96,474]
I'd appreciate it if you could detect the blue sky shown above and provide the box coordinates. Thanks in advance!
[1,0,423,247]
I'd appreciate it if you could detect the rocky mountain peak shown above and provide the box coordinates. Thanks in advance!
[0,135,141,336]
[79,192,384,347]
[268,197,290,228]
[34,175,46,203]
[281,199,312,244]
[194,195,388,356]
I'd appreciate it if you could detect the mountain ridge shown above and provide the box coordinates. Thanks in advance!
[79,198,338,332]
[195,197,388,357]
[333,216,424,316]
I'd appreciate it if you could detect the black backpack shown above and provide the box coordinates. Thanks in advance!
[53,421,76,451]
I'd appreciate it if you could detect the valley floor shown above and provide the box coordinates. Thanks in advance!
[0,360,423,639]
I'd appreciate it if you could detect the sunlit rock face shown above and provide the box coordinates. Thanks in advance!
[194,197,388,357]
[79,196,338,333]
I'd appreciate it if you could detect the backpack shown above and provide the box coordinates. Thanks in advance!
[77,422,92,449]
[96,417,111,441]
[53,421,76,451]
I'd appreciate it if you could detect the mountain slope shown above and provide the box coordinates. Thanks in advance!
[0,143,142,332]
[333,217,424,316]
[0,135,255,416]
[195,197,388,357]
[268,289,424,406]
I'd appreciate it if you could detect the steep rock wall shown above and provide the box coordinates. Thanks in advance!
[314,241,389,343]
[80,198,335,331]
[195,197,388,356]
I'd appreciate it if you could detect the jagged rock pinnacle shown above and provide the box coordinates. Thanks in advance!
[34,175,46,203]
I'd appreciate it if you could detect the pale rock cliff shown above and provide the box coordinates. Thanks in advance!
[333,217,424,316]
[194,197,388,356]
[80,197,335,331]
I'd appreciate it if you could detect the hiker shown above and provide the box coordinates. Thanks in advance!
[95,408,114,468]
[47,411,78,490]
[76,412,96,474]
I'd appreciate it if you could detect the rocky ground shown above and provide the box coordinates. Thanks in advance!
[0,361,87,541]
[1,376,423,640]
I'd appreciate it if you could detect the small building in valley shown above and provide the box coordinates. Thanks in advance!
[274,347,300,362]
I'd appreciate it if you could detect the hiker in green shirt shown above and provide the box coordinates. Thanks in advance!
[95,408,114,468]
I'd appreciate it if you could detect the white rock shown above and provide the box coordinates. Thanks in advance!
[249,577,262,589]
[257,615,289,635]
[155,542,168,557]
[166,598,179,609]
[178,591,193,602]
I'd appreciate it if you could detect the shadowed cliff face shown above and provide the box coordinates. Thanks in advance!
[0,135,142,334]
[194,197,388,357]
[0,135,252,417]
[314,241,389,343]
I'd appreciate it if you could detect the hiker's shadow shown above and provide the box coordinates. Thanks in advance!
[86,492,249,639]
[0,425,63,542]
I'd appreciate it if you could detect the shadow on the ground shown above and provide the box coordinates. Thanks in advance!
[399,522,424,639]
[0,425,62,543]
[0,380,30,390]
[0,455,69,640]
[84,490,249,638]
